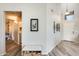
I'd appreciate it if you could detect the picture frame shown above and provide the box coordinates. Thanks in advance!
[56,23,60,32]
[30,19,38,31]
[53,21,55,33]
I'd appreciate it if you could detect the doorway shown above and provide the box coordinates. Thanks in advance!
[5,11,22,56]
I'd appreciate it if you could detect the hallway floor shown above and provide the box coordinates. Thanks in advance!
[48,40,79,56]
[4,40,79,56]
[4,40,21,56]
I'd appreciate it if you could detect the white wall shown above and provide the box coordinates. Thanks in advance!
[1,3,79,55]
[0,10,5,55]
[73,4,79,41]
[0,3,47,55]
[22,4,47,54]
[46,3,63,53]
[61,4,79,41]
[46,3,79,54]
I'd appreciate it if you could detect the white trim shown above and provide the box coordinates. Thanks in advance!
[0,52,6,56]
[46,40,62,55]
[42,51,48,55]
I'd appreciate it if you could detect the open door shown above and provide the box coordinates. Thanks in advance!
[5,11,22,56]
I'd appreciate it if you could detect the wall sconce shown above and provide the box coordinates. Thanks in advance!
[65,10,74,21]
[65,4,74,16]
[65,10,74,15]
[65,9,70,15]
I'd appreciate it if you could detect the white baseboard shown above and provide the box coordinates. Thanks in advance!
[46,40,62,55]
[0,52,6,56]
[42,51,48,55]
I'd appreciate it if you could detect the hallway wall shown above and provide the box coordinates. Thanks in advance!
[0,11,5,55]
[47,3,63,53]
[0,3,47,55]
[61,4,79,41]
[1,3,79,55]
[46,3,79,54]
[22,4,47,54]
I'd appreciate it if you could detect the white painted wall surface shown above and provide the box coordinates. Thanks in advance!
[22,4,47,54]
[61,4,79,41]
[47,4,62,53]
[1,3,79,55]
[0,11,5,55]
[0,3,47,55]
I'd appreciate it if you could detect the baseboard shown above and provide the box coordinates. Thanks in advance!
[42,51,48,56]
[45,46,55,55]
[0,52,6,56]
[46,40,62,55]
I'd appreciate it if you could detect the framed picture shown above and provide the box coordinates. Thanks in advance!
[53,21,55,33]
[56,23,60,32]
[30,19,38,31]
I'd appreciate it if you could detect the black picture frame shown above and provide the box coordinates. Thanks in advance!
[30,19,38,31]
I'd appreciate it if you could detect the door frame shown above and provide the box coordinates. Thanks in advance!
[4,11,22,54]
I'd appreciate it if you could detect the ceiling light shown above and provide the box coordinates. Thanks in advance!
[7,15,17,21]
[14,20,18,23]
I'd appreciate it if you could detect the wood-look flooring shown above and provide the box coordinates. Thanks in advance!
[4,40,21,56]
[4,39,79,56]
[48,40,79,56]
